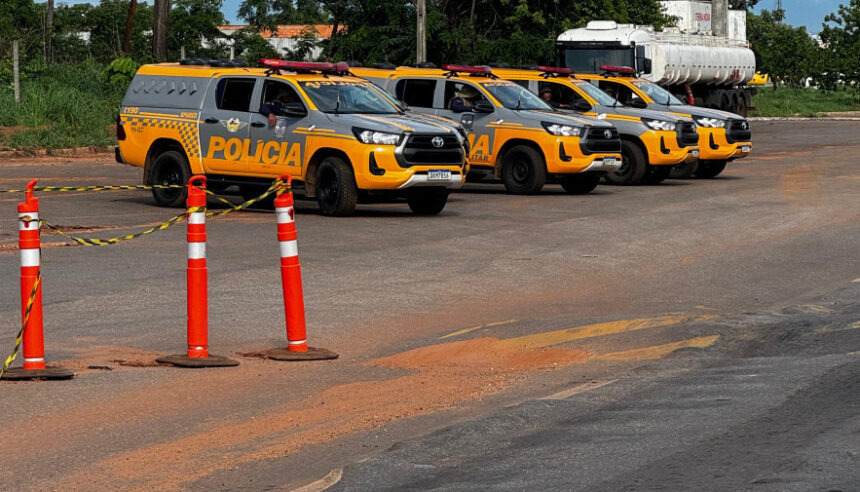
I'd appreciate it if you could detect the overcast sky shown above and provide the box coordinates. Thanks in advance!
[56,0,844,34]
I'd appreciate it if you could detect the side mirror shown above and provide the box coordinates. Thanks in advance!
[642,59,652,75]
[472,100,495,113]
[629,99,647,109]
[573,99,592,111]
[279,101,307,118]
[459,113,475,131]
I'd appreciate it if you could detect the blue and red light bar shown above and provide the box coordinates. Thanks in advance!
[599,65,635,75]
[442,64,492,74]
[259,59,349,73]
[537,66,572,75]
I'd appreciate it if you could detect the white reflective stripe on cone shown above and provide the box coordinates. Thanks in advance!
[24,357,44,363]
[18,212,39,231]
[279,240,298,258]
[276,207,295,224]
[188,242,206,259]
[188,212,206,224]
[288,339,307,345]
[20,248,40,267]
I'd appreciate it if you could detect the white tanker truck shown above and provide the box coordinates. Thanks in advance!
[556,0,757,115]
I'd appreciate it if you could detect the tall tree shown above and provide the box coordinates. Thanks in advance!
[123,0,137,53]
[820,0,860,89]
[152,0,169,60]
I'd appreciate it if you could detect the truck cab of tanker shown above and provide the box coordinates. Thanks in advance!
[576,68,752,178]
[492,66,699,185]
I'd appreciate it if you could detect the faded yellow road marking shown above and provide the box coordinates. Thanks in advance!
[440,319,517,339]
[497,315,717,349]
[539,379,618,400]
[599,335,720,361]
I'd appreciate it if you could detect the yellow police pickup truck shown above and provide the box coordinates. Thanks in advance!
[352,64,622,194]
[576,67,752,178]
[116,59,467,216]
[492,66,699,185]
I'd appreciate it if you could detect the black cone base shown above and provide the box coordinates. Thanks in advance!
[1,366,75,380]
[156,354,239,368]
[265,346,339,361]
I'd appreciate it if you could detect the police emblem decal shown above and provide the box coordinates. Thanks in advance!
[220,118,248,133]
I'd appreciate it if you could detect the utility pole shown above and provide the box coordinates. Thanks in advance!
[13,40,20,105]
[152,0,169,61]
[416,0,426,63]
[45,0,54,62]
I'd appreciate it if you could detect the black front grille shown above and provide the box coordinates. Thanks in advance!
[726,119,752,143]
[400,134,464,166]
[580,127,621,154]
[676,122,699,147]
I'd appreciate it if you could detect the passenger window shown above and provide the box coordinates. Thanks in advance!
[597,81,633,104]
[260,80,303,114]
[511,80,530,89]
[443,81,486,111]
[215,78,256,112]
[394,79,436,108]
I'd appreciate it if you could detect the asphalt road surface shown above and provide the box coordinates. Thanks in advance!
[0,120,857,491]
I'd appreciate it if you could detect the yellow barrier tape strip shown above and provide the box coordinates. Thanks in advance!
[37,209,195,246]
[1,267,41,379]
[0,184,183,193]
[206,181,288,217]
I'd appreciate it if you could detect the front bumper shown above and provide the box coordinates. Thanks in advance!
[351,146,466,190]
[698,128,752,161]
[397,172,466,189]
[641,130,699,166]
[580,156,623,173]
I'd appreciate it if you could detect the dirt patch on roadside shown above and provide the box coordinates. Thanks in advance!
[51,338,589,491]
[0,150,115,167]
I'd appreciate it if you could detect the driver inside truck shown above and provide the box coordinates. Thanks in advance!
[449,85,480,113]
[261,84,299,125]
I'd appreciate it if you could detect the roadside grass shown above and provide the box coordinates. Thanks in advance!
[0,62,124,150]
[751,87,860,117]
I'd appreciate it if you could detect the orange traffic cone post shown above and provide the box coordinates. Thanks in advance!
[264,175,337,361]
[157,176,238,368]
[2,179,74,380]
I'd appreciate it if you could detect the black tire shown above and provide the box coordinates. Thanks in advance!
[642,165,673,184]
[670,160,698,179]
[150,150,192,207]
[500,145,546,194]
[695,160,727,179]
[605,140,647,185]
[559,172,600,194]
[316,156,358,216]
[407,187,449,215]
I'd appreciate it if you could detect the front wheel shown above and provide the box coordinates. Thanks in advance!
[695,160,727,179]
[605,140,646,185]
[559,172,600,194]
[407,187,449,215]
[500,145,546,194]
[150,150,192,207]
[316,156,358,216]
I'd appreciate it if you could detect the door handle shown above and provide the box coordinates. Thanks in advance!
[204,118,218,124]
[250,122,266,128]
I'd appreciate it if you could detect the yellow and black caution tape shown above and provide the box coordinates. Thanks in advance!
[0,184,238,208]
[0,267,41,379]
[36,209,196,246]
[207,180,288,217]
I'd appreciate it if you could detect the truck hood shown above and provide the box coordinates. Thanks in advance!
[657,104,744,121]
[517,109,615,128]
[323,113,457,135]
[592,105,692,123]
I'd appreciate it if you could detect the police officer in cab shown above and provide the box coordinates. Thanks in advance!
[449,85,481,113]
[261,86,300,126]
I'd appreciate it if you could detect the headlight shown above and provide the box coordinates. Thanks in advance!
[352,127,403,145]
[693,117,726,128]
[541,122,583,137]
[642,118,677,131]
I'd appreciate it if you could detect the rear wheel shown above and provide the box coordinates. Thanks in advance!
[316,156,358,216]
[670,161,699,179]
[559,172,600,194]
[605,140,647,185]
[695,160,727,179]
[407,187,449,215]
[150,150,191,207]
[642,165,672,184]
[500,145,546,194]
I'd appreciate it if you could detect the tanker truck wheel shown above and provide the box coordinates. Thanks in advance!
[695,160,727,179]
[605,140,647,185]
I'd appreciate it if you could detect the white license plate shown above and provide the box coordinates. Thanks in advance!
[603,157,617,166]
[692,149,700,158]
[427,169,451,181]
[741,145,751,152]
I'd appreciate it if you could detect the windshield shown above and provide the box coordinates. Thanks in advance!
[573,81,617,106]
[633,81,683,105]
[299,80,400,113]
[560,46,634,74]
[481,81,550,110]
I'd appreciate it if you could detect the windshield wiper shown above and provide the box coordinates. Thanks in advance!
[515,91,522,110]
[334,86,341,114]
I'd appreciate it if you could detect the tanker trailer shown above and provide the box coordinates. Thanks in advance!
[555,1,758,115]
